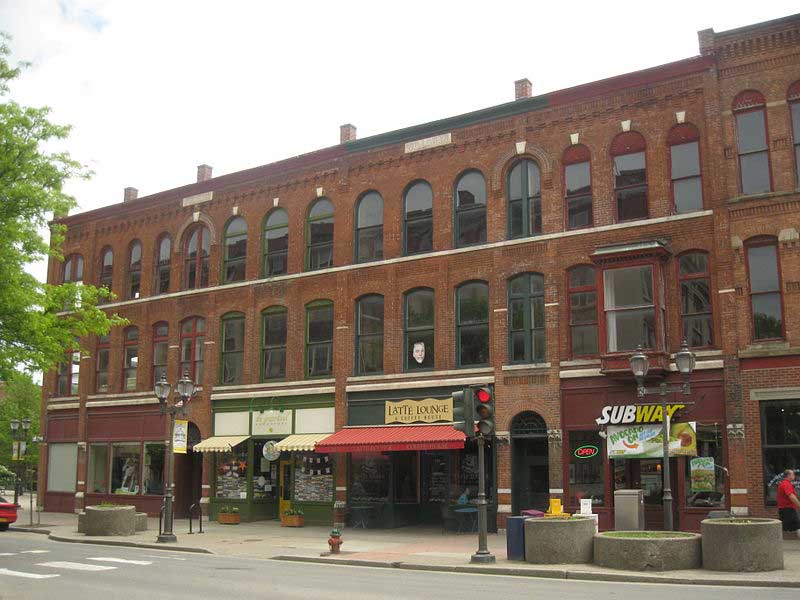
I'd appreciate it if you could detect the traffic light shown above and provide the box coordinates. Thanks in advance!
[472,385,495,437]
[452,387,476,439]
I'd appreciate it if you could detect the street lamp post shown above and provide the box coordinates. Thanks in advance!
[629,340,696,531]
[154,371,196,543]
[9,417,31,507]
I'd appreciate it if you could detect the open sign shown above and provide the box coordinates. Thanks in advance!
[573,444,599,459]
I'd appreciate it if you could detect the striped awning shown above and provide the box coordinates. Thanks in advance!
[193,435,250,453]
[315,425,465,453]
[274,433,331,452]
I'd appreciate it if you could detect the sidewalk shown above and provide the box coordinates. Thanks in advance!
[11,503,800,588]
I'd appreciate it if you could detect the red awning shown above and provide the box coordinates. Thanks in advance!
[315,425,466,453]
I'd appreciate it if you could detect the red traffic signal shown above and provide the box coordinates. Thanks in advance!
[476,387,491,403]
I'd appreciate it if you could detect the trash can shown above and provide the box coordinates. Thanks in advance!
[614,489,645,530]
[506,516,529,561]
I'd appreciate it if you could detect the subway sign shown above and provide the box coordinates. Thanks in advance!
[574,444,599,459]
[595,404,685,426]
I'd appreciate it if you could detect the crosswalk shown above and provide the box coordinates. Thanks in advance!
[0,549,156,580]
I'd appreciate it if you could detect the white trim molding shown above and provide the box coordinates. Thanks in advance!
[730,489,748,495]
[212,386,335,400]
[346,375,494,393]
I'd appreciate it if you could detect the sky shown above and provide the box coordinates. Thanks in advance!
[2,0,799,285]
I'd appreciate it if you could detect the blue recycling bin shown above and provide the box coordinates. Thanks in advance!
[506,516,529,561]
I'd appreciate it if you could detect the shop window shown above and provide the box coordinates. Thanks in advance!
[57,349,80,396]
[122,326,139,391]
[127,240,142,299]
[507,159,541,238]
[454,440,493,502]
[679,252,713,347]
[306,300,333,377]
[220,312,245,385]
[154,234,171,294]
[668,124,703,213]
[252,440,278,500]
[63,253,84,284]
[761,400,800,505]
[733,90,771,195]
[261,306,287,380]
[454,170,487,247]
[456,281,489,367]
[685,425,724,508]
[143,442,165,495]
[603,265,656,352]
[88,443,109,494]
[356,295,384,375]
[568,266,598,356]
[508,273,545,364]
[95,334,110,393]
[306,198,334,271]
[791,82,800,186]
[350,453,391,502]
[46,443,77,493]
[262,209,289,276]
[394,452,419,503]
[568,431,604,507]
[152,322,168,387]
[746,238,783,341]
[355,191,384,263]
[180,316,205,384]
[183,224,210,290]
[99,247,113,295]
[611,132,648,221]
[295,453,334,502]
[563,145,592,230]
[404,288,435,371]
[216,446,249,499]
[111,442,140,494]
[403,180,433,255]
[222,216,248,284]
[422,452,450,503]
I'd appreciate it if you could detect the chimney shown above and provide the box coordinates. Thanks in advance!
[197,164,213,182]
[340,123,357,144]
[515,78,532,100]
[697,28,715,56]
[123,187,138,203]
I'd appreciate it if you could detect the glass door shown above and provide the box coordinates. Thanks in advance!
[278,459,292,517]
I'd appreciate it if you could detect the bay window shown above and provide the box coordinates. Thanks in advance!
[603,265,656,352]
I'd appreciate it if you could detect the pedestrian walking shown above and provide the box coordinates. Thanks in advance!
[777,469,800,539]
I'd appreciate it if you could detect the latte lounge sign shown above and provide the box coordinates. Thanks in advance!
[385,398,453,424]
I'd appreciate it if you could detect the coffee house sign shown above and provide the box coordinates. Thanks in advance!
[385,398,453,424]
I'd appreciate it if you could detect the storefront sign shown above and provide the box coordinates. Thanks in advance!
[252,410,293,435]
[574,444,599,459]
[384,398,453,424]
[607,422,697,458]
[596,403,686,425]
[173,420,188,454]
[690,457,715,492]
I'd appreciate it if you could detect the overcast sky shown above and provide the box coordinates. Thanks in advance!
[3,0,798,284]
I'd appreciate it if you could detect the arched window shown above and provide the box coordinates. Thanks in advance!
[261,306,287,380]
[454,171,486,247]
[508,273,545,364]
[127,240,142,299]
[306,300,333,377]
[306,199,334,271]
[63,254,84,284]
[611,132,648,221]
[356,295,384,375]
[220,312,245,385]
[95,334,110,393]
[262,209,288,277]
[404,288,434,371]
[122,326,139,391]
[180,317,205,384]
[99,248,113,291]
[57,349,80,396]
[745,237,783,341]
[563,145,592,230]
[788,81,800,186]
[733,90,771,194]
[222,217,247,283]
[154,234,171,294]
[507,159,541,238]
[678,252,713,347]
[355,191,384,263]
[668,124,703,213]
[403,180,433,255]
[456,281,489,367]
[568,266,598,357]
[152,322,168,386]
[184,224,210,290]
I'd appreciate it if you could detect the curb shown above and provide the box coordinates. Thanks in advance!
[48,533,214,554]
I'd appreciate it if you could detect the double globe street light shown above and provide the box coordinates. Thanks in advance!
[9,418,32,507]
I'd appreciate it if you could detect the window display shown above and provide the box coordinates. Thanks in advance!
[143,443,165,495]
[216,447,248,499]
[111,443,140,494]
[569,431,604,506]
[294,453,333,503]
[350,453,390,502]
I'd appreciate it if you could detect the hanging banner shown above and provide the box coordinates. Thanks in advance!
[173,419,188,454]
[11,441,20,461]
[690,457,716,492]
[607,422,697,458]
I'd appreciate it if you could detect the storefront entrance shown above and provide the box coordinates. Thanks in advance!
[174,422,202,518]
[511,412,549,514]
[613,457,677,529]
[279,459,292,517]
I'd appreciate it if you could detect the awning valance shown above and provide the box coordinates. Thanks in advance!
[193,435,250,453]
[274,433,331,452]
[315,425,465,454]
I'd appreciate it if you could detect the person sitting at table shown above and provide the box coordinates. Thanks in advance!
[457,488,470,505]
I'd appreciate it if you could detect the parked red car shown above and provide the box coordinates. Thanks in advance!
[0,496,18,531]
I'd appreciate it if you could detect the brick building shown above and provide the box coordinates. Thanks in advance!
[38,14,800,531]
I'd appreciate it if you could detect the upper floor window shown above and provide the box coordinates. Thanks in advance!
[403,181,433,255]
[306,301,333,377]
[789,81,800,187]
[57,349,80,396]
[263,209,288,277]
[456,281,489,367]
[180,316,205,384]
[454,170,487,247]
[668,124,703,214]
[306,199,334,271]
[507,159,541,238]
[603,265,656,352]
[611,132,648,221]
[404,288,434,372]
[155,234,171,294]
[508,273,545,364]
[355,191,384,263]
[152,322,168,386]
[127,240,142,299]
[220,312,245,385]
[356,295,384,375]
[261,306,287,380]
[99,248,113,292]
[184,224,210,290]
[746,238,783,341]
[678,252,713,348]
[568,266,598,357]
[95,334,110,393]
[563,145,592,230]
[734,90,771,195]
[122,326,139,391]
[63,254,83,284]
[222,217,247,284]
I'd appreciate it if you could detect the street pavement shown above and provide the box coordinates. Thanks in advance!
[1,532,797,600]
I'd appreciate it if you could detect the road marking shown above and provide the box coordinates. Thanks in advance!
[87,557,153,566]
[0,568,59,579]
[0,553,16,556]
[20,550,49,554]
[142,554,186,560]
[37,561,117,572]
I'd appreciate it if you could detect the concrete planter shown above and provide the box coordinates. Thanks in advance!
[524,516,594,564]
[701,517,783,572]
[594,532,702,571]
[84,505,136,536]
[79,510,147,533]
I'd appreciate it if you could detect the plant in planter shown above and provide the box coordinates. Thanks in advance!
[217,505,241,525]
[281,506,305,527]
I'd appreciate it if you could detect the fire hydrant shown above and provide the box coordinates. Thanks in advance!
[328,528,343,554]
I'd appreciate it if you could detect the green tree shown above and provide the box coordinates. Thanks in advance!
[0,33,125,380]
[0,371,40,470]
